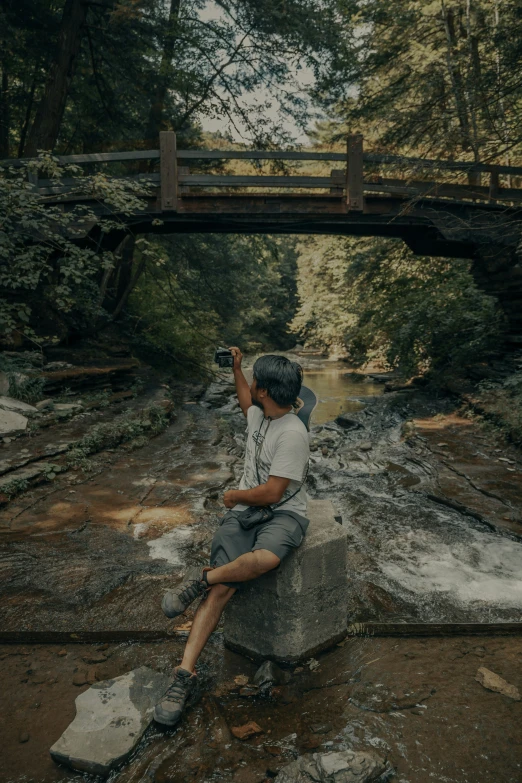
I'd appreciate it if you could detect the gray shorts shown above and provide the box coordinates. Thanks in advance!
[209,509,309,590]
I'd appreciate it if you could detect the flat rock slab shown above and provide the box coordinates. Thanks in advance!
[0,396,37,413]
[50,666,170,777]
[0,409,28,436]
[275,750,391,783]
[475,666,521,700]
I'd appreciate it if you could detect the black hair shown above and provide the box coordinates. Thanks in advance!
[253,354,303,407]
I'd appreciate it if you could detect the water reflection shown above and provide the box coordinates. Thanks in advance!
[303,367,384,425]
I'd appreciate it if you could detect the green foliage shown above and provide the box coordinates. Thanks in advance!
[128,234,299,372]
[2,477,30,500]
[7,374,45,404]
[0,156,152,345]
[65,404,169,469]
[316,0,522,167]
[292,236,504,375]
[476,372,522,445]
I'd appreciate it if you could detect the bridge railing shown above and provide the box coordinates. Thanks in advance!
[3,132,522,211]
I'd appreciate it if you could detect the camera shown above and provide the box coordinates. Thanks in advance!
[214,347,234,368]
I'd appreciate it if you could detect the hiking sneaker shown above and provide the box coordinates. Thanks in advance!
[154,666,196,726]
[161,567,209,618]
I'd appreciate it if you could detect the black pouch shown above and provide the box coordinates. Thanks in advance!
[236,505,274,530]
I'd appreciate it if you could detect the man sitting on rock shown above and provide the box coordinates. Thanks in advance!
[154,349,310,726]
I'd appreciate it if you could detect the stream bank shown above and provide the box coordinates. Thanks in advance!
[0,353,521,781]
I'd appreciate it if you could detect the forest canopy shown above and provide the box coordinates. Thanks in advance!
[1,1,521,375]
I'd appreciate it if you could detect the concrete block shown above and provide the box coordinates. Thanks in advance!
[50,666,170,777]
[223,499,348,663]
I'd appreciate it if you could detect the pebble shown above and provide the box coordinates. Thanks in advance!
[231,721,263,740]
[358,442,373,451]
[57,649,67,657]
[73,671,88,687]
[239,685,259,698]
[309,722,332,734]
[18,731,30,743]
[82,653,107,664]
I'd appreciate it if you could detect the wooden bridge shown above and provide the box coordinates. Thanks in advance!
[4,132,522,258]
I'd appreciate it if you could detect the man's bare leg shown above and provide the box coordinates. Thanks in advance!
[206,548,280,586]
[180,583,235,672]
[180,550,280,672]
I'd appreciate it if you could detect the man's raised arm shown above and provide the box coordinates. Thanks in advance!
[229,346,251,416]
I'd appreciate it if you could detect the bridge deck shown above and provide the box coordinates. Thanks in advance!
[4,132,522,255]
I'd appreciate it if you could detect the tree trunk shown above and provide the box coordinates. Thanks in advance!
[24,0,89,156]
[0,66,9,158]
[440,2,474,156]
[144,0,182,145]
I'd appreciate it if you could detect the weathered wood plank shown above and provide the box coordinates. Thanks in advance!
[160,131,177,211]
[1,623,522,644]
[178,174,335,188]
[364,152,522,177]
[346,622,522,637]
[3,146,522,177]
[489,170,500,201]
[0,150,161,167]
[365,178,522,202]
[346,134,364,210]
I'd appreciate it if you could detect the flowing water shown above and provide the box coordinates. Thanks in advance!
[1,360,521,782]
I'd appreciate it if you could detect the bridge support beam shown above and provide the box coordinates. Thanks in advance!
[471,245,522,350]
[346,134,364,211]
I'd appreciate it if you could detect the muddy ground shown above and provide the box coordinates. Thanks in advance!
[1,635,521,783]
[1,357,521,781]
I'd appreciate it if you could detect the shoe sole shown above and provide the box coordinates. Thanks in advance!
[153,708,181,727]
[161,593,183,619]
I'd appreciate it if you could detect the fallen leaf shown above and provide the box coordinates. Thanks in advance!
[175,621,193,632]
[234,674,249,686]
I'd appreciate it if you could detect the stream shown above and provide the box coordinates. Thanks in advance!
[0,356,521,782]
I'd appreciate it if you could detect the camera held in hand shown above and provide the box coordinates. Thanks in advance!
[214,347,234,369]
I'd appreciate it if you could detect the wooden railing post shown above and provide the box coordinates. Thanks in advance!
[489,170,499,202]
[159,131,177,211]
[346,134,364,211]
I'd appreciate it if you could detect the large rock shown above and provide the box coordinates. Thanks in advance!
[50,666,170,777]
[223,500,349,663]
[0,409,28,436]
[275,750,391,783]
[201,381,236,408]
[0,395,37,413]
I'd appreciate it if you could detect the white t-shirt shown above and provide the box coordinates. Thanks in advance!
[234,405,309,515]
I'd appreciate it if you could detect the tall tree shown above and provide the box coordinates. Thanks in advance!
[315,0,522,165]
[24,0,89,155]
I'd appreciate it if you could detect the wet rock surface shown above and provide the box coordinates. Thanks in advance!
[50,666,170,776]
[1,635,521,782]
[1,359,522,782]
[275,749,391,782]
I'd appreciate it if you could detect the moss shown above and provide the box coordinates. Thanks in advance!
[65,404,169,470]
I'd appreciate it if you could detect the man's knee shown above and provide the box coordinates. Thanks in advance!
[252,548,280,575]
[206,583,236,602]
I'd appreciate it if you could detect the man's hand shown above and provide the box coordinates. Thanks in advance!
[223,490,238,509]
[229,346,251,416]
[229,346,243,371]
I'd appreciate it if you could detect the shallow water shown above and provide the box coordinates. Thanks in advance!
[1,364,522,783]
[302,367,384,425]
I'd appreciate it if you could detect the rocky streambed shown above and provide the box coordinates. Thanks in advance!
[0,357,521,782]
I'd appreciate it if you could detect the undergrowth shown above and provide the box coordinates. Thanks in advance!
[65,404,169,470]
[473,371,522,445]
